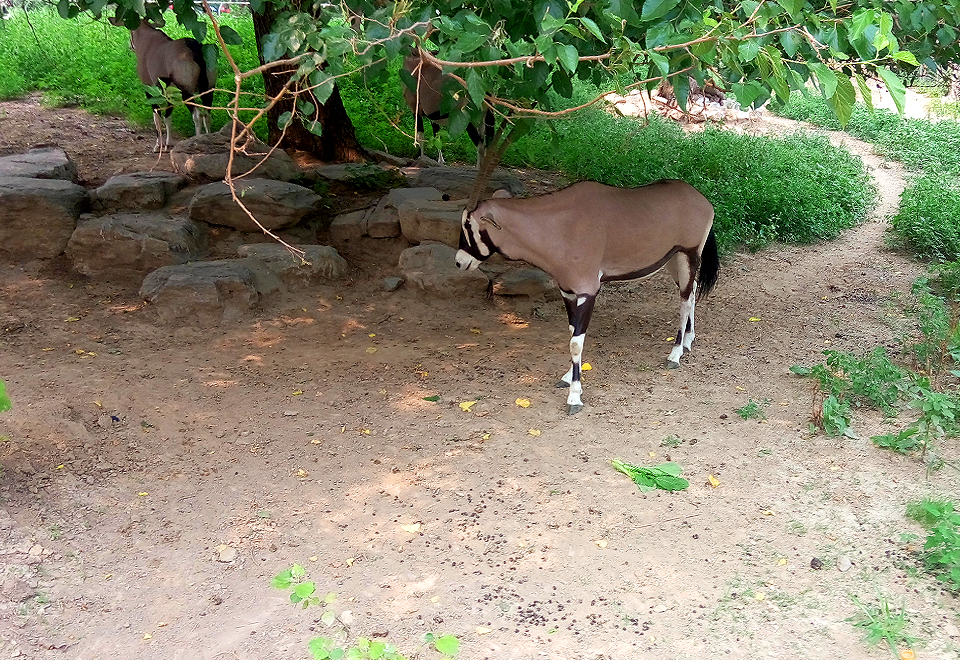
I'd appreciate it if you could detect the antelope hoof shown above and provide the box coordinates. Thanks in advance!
[555,380,570,389]
[567,403,583,416]
[665,359,681,370]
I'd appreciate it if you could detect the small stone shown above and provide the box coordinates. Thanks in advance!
[216,544,237,562]
[283,410,299,417]
[28,544,44,556]
[837,555,853,572]
[945,622,959,638]
[810,557,824,570]
[383,276,403,292]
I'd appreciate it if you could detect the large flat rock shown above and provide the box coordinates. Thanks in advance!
[398,242,489,297]
[0,176,89,259]
[0,147,78,182]
[170,124,300,181]
[189,179,324,232]
[67,213,208,280]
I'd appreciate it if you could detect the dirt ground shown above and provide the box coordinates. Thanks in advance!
[0,96,958,660]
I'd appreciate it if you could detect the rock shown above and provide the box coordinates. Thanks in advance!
[139,260,265,325]
[189,179,324,232]
[1,576,34,603]
[809,557,824,570]
[367,187,445,239]
[216,544,237,562]
[398,242,489,297]
[171,124,300,181]
[945,622,959,638]
[836,555,853,572]
[0,176,89,259]
[0,147,78,182]
[383,276,403,291]
[368,150,409,167]
[310,162,396,183]
[329,209,370,243]
[397,198,465,246]
[92,171,189,213]
[493,267,558,300]
[403,166,524,199]
[67,213,208,280]
[237,243,348,287]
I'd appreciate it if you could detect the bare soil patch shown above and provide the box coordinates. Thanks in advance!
[0,95,957,660]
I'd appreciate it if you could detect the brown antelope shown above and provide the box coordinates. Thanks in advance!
[113,17,216,152]
[456,179,720,415]
[401,50,493,165]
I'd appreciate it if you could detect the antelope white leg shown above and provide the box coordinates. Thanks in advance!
[152,111,164,152]
[567,333,585,413]
[682,288,697,352]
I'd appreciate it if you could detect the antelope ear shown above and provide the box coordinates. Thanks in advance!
[491,189,512,199]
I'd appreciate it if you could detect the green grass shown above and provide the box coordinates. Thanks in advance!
[778,92,960,262]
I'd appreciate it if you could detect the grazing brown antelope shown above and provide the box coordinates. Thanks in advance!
[456,179,720,415]
[113,17,216,152]
[401,50,493,165]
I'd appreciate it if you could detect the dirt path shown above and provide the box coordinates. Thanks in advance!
[0,99,957,660]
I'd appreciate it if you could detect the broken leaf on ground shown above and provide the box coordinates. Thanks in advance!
[612,459,690,492]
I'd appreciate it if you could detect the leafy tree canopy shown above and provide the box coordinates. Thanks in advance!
[60,0,960,168]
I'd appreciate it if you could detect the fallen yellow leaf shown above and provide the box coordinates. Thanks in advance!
[138,492,148,497]
[368,333,376,338]
[365,347,378,354]
[777,558,787,566]
[755,592,765,601]
[515,398,531,408]
[401,523,422,533]
[470,328,482,334]
[296,469,308,478]
[345,558,355,567]
[66,316,80,322]
[143,633,152,640]
[528,429,541,437]
[761,509,775,516]
[708,475,721,488]
[459,401,477,412]
[481,433,491,441]
[292,389,304,396]
[582,363,592,371]
[749,317,762,322]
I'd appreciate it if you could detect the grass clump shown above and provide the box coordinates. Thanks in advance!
[847,594,917,658]
[906,499,960,593]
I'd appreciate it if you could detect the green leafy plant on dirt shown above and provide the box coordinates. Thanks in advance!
[612,460,689,492]
[847,594,917,658]
[907,499,960,593]
[0,380,10,413]
[272,564,459,660]
[793,275,960,467]
[734,398,771,420]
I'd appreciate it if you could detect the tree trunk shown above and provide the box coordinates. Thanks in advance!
[948,63,960,102]
[251,8,367,162]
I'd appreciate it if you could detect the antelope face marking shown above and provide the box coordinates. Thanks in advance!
[456,209,494,270]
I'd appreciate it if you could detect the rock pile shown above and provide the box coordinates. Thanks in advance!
[0,137,555,325]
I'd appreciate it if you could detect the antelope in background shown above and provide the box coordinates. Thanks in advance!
[401,49,493,165]
[456,179,720,415]
[112,17,217,152]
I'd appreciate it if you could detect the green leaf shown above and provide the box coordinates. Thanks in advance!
[465,68,486,110]
[0,380,10,413]
[320,609,336,626]
[558,43,579,74]
[293,581,317,600]
[825,73,855,126]
[809,62,837,98]
[579,16,605,42]
[612,459,690,492]
[853,74,874,112]
[876,67,906,115]
[648,50,669,76]
[219,25,243,46]
[640,0,681,22]
[893,50,919,66]
[789,365,812,376]
[433,634,460,655]
[423,395,440,402]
